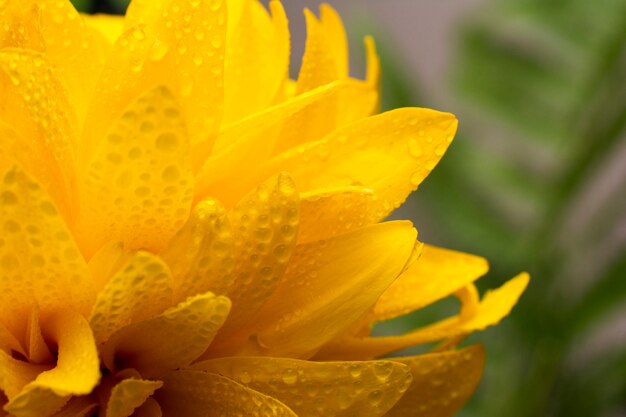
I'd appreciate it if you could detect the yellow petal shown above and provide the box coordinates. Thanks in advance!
[0,49,77,218]
[80,25,159,163]
[32,1,106,126]
[0,350,50,399]
[297,8,343,93]
[0,1,105,126]
[0,122,69,221]
[374,245,489,321]
[83,14,125,45]
[385,345,485,417]
[0,167,94,337]
[195,81,356,206]
[193,357,412,417]
[233,221,417,359]
[318,4,348,78]
[269,6,376,152]
[87,241,131,293]
[50,396,96,417]
[107,378,163,417]
[89,251,174,345]
[317,273,529,360]
[6,310,100,417]
[160,198,235,303]
[222,0,289,124]
[77,86,193,256]
[26,308,53,365]
[155,371,297,417]
[0,323,25,359]
[4,386,69,417]
[100,292,231,378]
[298,186,376,244]
[260,108,458,222]
[212,173,299,344]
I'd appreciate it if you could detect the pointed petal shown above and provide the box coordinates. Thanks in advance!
[317,273,529,360]
[0,350,50,399]
[193,357,412,417]
[0,167,94,336]
[89,251,174,345]
[0,1,106,126]
[107,378,163,417]
[100,292,231,378]
[297,9,343,93]
[374,245,489,321]
[161,198,235,303]
[83,14,124,45]
[0,49,78,217]
[261,108,458,222]
[31,0,106,125]
[77,86,193,256]
[26,308,53,364]
[211,174,299,345]
[155,370,297,417]
[195,81,355,206]
[298,186,376,244]
[6,310,100,417]
[385,346,485,417]
[87,241,130,293]
[222,0,289,124]
[233,221,416,359]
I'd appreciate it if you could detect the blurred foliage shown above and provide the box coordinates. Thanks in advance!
[71,0,128,13]
[378,0,626,416]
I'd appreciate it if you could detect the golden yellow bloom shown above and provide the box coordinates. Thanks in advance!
[0,0,528,416]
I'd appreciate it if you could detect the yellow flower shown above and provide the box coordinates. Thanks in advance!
[0,0,528,416]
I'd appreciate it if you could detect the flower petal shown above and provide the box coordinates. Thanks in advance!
[195,81,359,206]
[373,245,489,321]
[6,310,100,417]
[50,396,96,417]
[232,221,417,359]
[155,370,297,417]
[161,198,235,303]
[100,292,231,378]
[26,308,54,364]
[222,0,289,124]
[298,186,376,244]
[261,108,457,222]
[53,396,98,417]
[317,273,529,360]
[127,0,227,145]
[0,167,94,337]
[0,351,50,399]
[193,357,412,417]
[83,14,124,45]
[0,49,77,217]
[385,345,485,417]
[211,173,299,344]
[89,251,174,345]
[0,1,106,126]
[107,378,163,417]
[132,398,162,417]
[77,85,193,256]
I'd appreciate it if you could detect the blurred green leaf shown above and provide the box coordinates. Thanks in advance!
[379,0,626,416]
[70,0,93,12]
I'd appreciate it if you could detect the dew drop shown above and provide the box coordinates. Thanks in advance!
[282,368,298,385]
[407,137,423,157]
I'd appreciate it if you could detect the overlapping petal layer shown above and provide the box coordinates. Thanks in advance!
[0,0,527,416]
